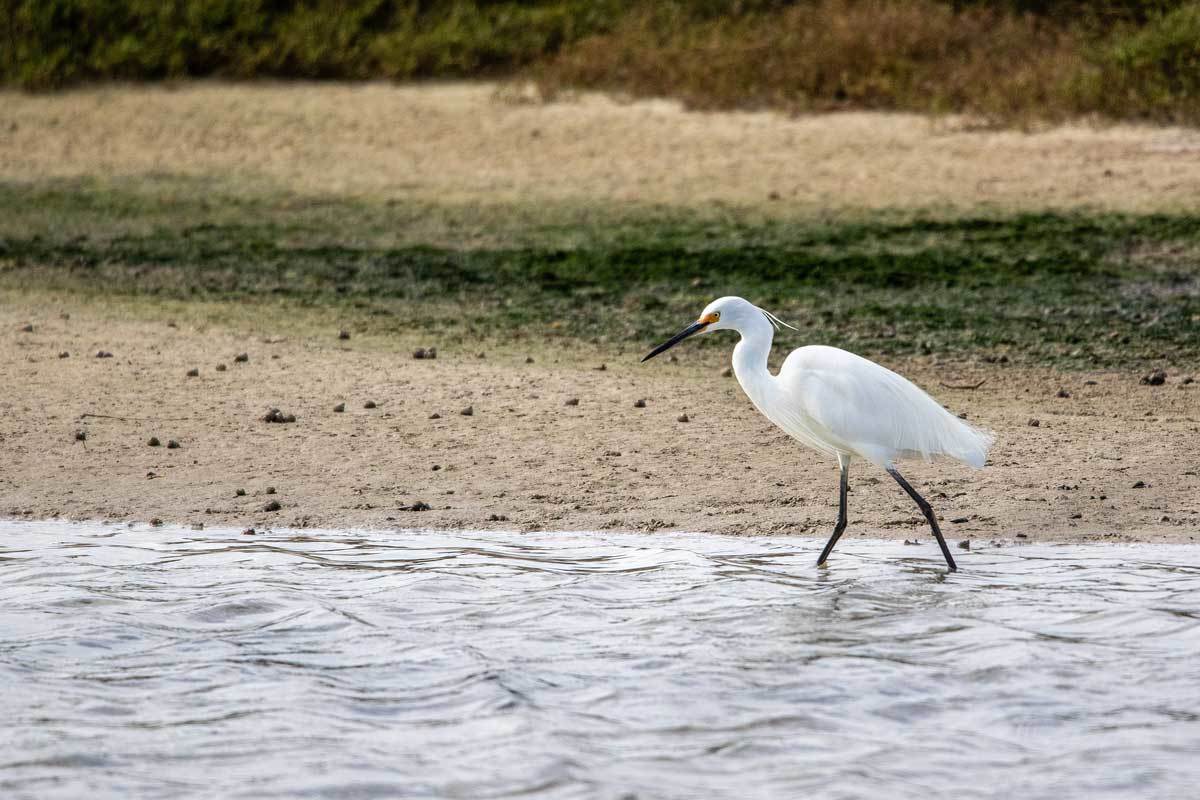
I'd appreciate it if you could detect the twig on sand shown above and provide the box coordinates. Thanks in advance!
[939,379,987,390]
[79,413,191,422]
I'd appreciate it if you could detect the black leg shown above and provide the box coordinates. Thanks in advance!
[888,467,957,572]
[817,460,850,566]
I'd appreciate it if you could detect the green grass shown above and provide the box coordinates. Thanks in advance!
[3,1,1200,124]
[2,178,1198,367]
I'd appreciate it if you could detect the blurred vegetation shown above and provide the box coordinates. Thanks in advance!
[1,0,1199,123]
[3,179,1199,367]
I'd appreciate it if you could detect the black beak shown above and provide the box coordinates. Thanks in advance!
[642,320,708,362]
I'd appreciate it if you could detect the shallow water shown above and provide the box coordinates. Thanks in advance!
[2,521,1199,799]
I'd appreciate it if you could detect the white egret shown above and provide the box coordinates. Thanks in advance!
[642,296,993,571]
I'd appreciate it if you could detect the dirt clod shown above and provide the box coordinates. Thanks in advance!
[957,539,971,550]
[338,329,351,340]
[235,488,246,496]
[234,352,249,362]
[262,500,282,512]
[634,398,646,408]
[721,367,733,377]
[429,412,441,419]
[167,439,180,449]
[1141,369,1167,386]
[96,350,112,358]
[58,351,68,358]
[1132,480,1147,488]
[186,368,199,377]
[1028,418,1040,427]
[950,517,969,524]
[333,402,345,412]
[147,436,160,447]
[1056,388,1071,398]
[564,398,579,406]
[525,356,534,364]
[404,501,432,511]
[461,405,474,416]
[265,486,276,495]
[262,408,296,423]
[677,413,690,422]
[364,400,377,409]
[242,528,255,535]
[74,430,86,441]
[216,363,226,371]
[595,364,606,371]
[413,347,437,359]
[488,513,508,521]
[150,517,163,526]
[20,324,33,332]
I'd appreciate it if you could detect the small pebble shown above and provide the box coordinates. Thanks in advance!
[167,439,180,449]
[364,400,377,409]
[1028,418,1040,427]
[262,408,296,423]
[903,539,920,546]
[1132,480,1146,488]
[564,398,579,406]
[235,488,246,496]
[338,329,351,340]
[20,324,33,332]
[1016,533,1028,539]
[150,518,163,527]
[950,517,969,524]
[242,528,256,536]
[1140,369,1167,386]
[333,402,345,412]
[957,539,971,550]
[58,351,69,358]
[74,430,87,441]
[432,464,441,471]
[460,405,474,416]
[96,350,113,358]
[429,412,441,419]
[1056,388,1071,398]
[147,436,161,447]
[186,368,199,377]
[1182,376,1195,385]
[677,413,690,423]
[262,500,282,512]
[488,513,508,521]
[216,363,226,371]
[1070,513,1082,519]
[525,356,534,364]
[477,352,486,359]
[595,364,607,371]
[405,501,432,511]
[234,352,249,363]
[634,398,646,408]
[721,367,733,378]
[266,487,276,495]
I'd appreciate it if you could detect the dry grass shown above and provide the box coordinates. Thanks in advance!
[536,0,1193,124]
[3,82,1200,214]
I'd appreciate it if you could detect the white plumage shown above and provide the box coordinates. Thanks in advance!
[642,295,993,571]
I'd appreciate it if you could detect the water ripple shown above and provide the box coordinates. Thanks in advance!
[2,521,1200,799]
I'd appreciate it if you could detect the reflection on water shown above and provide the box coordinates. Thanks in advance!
[2,521,1200,799]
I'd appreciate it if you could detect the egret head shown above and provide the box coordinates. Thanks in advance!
[641,296,793,362]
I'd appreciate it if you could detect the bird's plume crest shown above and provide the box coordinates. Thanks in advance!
[760,308,797,332]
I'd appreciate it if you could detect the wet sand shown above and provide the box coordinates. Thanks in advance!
[4,303,1197,543]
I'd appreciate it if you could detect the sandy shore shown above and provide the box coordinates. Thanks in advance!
[4,303,1197,543]
[2,82,1200,212]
